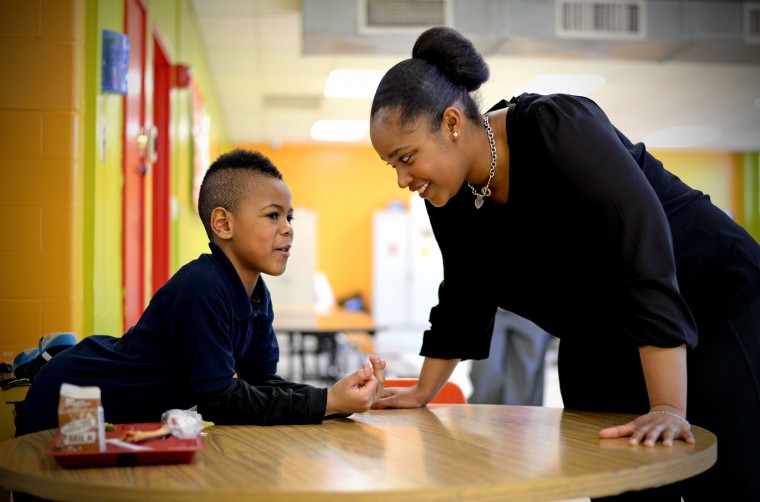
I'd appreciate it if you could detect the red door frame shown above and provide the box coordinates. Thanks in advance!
[152,35,171,294]
[122,0,147,331]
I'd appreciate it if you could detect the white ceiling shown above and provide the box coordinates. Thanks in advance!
[189,0,760,151]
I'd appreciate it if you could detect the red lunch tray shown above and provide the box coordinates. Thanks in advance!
[46,422,205,469]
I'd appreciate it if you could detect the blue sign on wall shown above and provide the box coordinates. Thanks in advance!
[102,30,129,94]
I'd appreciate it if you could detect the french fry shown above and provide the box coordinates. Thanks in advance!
[121,423,170,443]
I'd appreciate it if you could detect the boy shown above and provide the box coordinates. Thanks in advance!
[16,149,385,435]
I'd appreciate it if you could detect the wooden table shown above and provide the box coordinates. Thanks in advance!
[273,308,377,384]
[0,405,716,501]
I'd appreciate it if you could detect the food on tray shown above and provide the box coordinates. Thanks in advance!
[121,423,170,442]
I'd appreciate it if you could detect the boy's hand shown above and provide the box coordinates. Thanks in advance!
[325,354,386,418]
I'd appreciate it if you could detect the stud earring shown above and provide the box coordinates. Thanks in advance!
[452,131,459,138]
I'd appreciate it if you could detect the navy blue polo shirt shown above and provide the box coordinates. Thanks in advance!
[18,242,281,434]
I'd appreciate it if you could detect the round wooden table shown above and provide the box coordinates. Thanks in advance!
[0,405,717,501]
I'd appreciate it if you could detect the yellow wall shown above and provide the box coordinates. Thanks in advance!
[0,0,86,359]
[653,150,740,221]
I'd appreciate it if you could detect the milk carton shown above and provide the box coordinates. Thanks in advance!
[57,383,106,452]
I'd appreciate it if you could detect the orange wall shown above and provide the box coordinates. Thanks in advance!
[248,145,742,312]
[0,1,85,359]
[251,144,405,308]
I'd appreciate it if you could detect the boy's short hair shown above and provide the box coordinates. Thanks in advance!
[198,149,284,240]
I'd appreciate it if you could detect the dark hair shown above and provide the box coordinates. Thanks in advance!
[370,26,489,131]
[198,149,283,239]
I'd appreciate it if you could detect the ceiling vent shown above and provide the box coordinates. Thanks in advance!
[746,3,760,44]
[358,0,451,33]
[303,0,759,64]
[555,0,646,40]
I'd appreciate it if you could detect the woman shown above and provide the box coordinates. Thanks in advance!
[369,26,760,501]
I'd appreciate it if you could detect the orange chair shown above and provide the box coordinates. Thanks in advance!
[383,378,467,404]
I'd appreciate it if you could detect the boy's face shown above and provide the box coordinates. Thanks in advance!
[225,176,294,287]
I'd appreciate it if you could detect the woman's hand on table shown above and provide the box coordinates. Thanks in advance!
[325,354,386,418]
[372,357,459,409]
[599,410,695,447]
[371,384,428,409]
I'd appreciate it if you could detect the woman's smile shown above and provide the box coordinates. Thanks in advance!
[413,181,430,198]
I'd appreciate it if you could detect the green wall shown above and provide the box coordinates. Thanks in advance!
[741,152,760,242]
[83,0,230,337]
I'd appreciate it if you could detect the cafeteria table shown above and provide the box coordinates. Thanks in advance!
[273,308,377,384]
[0,404,717,502]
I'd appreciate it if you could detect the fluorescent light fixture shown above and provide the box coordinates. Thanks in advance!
[643,127,722,149]
[518,74,606,96]
[311,120,369,142]
[324,70,385,99]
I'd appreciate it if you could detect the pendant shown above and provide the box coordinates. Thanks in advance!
[474,197,484,209]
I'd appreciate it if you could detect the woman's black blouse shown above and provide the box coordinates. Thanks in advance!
[421,93,760,361]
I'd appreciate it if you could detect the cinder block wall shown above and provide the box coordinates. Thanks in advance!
[0,0,85,359]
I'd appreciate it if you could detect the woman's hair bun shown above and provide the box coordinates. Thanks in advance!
[411,26,489,92]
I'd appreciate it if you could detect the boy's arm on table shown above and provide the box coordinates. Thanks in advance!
[197,354,386,424]
[325,354,386,417]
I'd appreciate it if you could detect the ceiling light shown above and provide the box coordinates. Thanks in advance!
[311,120,369,142]
[324,70,385,99]
[643,127,722,149]
[518,74,606,96]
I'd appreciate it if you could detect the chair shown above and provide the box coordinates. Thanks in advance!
[0,384,29,442]
[384,378,467,404]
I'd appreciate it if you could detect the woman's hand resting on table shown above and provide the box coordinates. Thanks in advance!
[371,384,428,409]
[324,354,386,418]
[599,410,695,447]
[371,357,460,409]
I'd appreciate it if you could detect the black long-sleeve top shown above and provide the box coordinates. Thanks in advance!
[421,93,760,361]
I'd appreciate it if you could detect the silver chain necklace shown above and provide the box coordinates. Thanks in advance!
[468,114,497,209]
